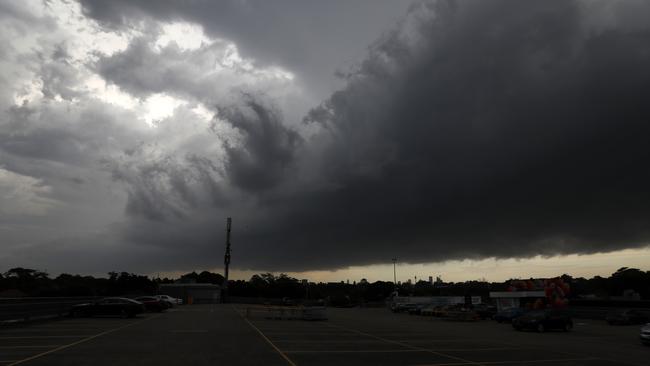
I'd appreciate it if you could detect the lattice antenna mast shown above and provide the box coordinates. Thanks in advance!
[223,217,232,302]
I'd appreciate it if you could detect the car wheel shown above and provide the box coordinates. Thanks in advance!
[563,322,572,332]
[120,309,128,318]
[537,323,545,333]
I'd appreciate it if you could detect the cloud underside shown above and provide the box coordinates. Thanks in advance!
[3,0,650,273]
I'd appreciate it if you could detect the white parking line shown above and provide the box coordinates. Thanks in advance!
[413,357,599,366]
[0,328,104,332]
[282,347,517,354]
[170,330,208,333]
[0,336,92,339]
[0,346,61,349]
[326,323,484,365]
[240,318,297,366]
[284,349,424,353]
[272,339,386,343]
[6,314,163,366]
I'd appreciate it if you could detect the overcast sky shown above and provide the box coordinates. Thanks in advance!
[2,0,650,281]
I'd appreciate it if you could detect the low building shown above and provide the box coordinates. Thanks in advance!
[391,296,480,306]
[489,291,546,311]
[490,278,572,311]
[160,283,221,304]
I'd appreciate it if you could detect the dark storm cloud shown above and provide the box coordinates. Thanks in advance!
[6,0,650,275]
[85,0,650,273]
[79,0,410,98]
[218,95,302,192]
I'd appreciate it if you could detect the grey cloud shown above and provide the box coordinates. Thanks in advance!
[95,35,297,109]
[48,0,650,273]
[5,0,650,275]
[218,95,302,192]
[79,0,410,100]
[119,0,650,271]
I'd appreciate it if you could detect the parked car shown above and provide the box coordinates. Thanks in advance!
[494,307,526,323]
[606,309,649,325]
[512,309,573,332]
[70,297,144,318]
[134,296,169,312]
[472,304,497,319]
[408,304,427,315]
[156,294,182,305]
[640,323,650,345]
[446,308,480,321]
[391,302,417,313]
[421,305,437,316]
[433,305,453,317]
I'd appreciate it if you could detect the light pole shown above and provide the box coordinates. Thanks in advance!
[392,258,397,286]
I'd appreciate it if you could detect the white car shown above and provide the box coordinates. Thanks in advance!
[156,294,182,306]
[641,323,650,346]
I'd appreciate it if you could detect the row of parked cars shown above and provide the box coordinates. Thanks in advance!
[393,303,498,321]
[395,302,574,331]
[69,295,182,318]
[392,301,650,344]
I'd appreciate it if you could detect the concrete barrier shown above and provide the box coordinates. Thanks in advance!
[244,306,328,321]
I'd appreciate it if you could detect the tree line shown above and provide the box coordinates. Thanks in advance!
[1,267,648,303]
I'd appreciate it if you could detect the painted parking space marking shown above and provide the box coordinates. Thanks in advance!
[6,314,162,366]
[413,357,601,365]
[272,339,389,343]
[284,349,427,354]
[170,329,208,333]
[325,322,484,365]
[0,336,92,339]
[236,314,297,366]
[0,346,61,349]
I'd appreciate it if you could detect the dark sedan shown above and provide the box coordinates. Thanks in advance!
[606,309,649,325]
[134,296,169,312]
[472,304,497,319]
[513,309,573,332]
[493,307,525,323]
[70,297,144,318]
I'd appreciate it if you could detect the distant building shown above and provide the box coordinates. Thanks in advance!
[612,289,641,301]
[160,283,221,304]
[489,291,546,311]
[490,278,571,310]
[428,276,433,284]
[0,289,26,298]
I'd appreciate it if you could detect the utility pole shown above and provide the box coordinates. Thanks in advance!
[392,257,397,285]
[223,217,232,303]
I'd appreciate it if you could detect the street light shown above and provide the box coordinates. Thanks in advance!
[392,257,397,285]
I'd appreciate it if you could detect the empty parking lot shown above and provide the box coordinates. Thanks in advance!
[1,305,647,365]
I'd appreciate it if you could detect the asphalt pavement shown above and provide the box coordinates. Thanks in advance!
[0,305,648,366]
[0,304,287,366]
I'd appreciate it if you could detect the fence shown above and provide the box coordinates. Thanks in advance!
[0,297,100,323]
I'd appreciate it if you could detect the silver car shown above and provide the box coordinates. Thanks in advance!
[641,323,650,346]
[156,294,183,306]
